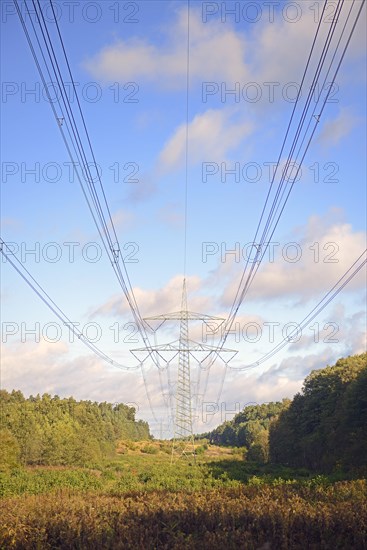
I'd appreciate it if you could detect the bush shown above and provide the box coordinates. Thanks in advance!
[140,445,158,455]
[1,481,366,548]
[0,429,20,471]
[195,445,206,455]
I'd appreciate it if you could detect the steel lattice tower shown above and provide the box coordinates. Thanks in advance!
[171,278,195,460]
[131,278,237,462]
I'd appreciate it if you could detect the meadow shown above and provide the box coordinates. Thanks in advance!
[1,441,366,549]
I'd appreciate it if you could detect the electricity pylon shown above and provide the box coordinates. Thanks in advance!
[131,278,237,462]
[172,278,195,459]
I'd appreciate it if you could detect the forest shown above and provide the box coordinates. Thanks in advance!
[199,352,367,474]
[0,391,150,468]
[270,353,367,472]
[198,399,290,462]
[0,352,366,548]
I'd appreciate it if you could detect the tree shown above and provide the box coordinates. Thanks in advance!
[198,400,289,458]
[0,429,20,470]
[0,390,151,467]
[269,353,367,472]
[247,429,269,463]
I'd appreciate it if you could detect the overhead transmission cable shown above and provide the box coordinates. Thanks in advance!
[13,0,168,422]
[183,0,190,278]
[0,239,139,372]
[223,0,330,332]
[238,0,359,312]
[14,0,157,361]
[230,249,367,371]
[224,0,351,337]
[197,0,334,388]
[199,0,365,405]
[0,239,161,421]
[214,0,363,354]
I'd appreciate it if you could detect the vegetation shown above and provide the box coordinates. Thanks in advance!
[198,399,290,462]
[0,460,365,549]
[0,390,150,468]
[1,353,366,547]
[0,441,365,548]
[198,353,367,473]
[270,353,367,473]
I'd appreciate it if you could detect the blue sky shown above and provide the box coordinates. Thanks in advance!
[1,0,366,437]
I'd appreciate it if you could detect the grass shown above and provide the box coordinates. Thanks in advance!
[1,482,366,549]
[0,442,362,499]
[0,442,366,548]
[0,448,240,498]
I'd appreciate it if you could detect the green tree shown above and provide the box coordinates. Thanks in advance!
[0,429,20,470]
[269,353,367,472]
[0,390,150,467]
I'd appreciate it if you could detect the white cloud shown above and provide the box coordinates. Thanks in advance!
[94,274,213,318]
[194,347,338,432]
[158,107,253,172]
[2,322,364,436]
[111,209,134,229]
[83,4,365,176]
[219,210,366,305]
[320,304,367,356]
[251,4,318,85]
[318,108,358,148]
[253,348,339,391]
[84,8,249,87]
[1,339,158,420]
[253,0,366,85]
[85,3,366,91]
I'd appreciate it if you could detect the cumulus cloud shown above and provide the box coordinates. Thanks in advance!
[94,274,213,319]
[318,108,358,148]
[1,339,159,420]
[158,107,253,172]
[84,8,249,87]
[84,3,365,91]
[219,210,366,305]
[111,209,134,228]
[83,4,365,176]
[321,304,367,356]
[2,322,364,436]
[198,343,360,429]
[255,348,342,388]
[194,348,337,432]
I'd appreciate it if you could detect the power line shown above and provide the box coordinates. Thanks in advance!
[213,0,363,353]
[0,239,139,372]
[225,0,349,334]
[14,0,153,348]
[183,0,190,277]
[8,0,365,431]
[226,0,330,324]
[199,0,365,407]
[45,0,144,324]
[229,249,367,371]
[13,0,175,431]
[1,238,164,422]
[237,0,362,310]
[12,0,169,422]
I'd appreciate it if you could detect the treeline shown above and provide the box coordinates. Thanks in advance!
[198,400,290,462]
[199,353,367,473]
[270,353,367,473]
[0,390,150,468]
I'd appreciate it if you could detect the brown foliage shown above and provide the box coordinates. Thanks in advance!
[0,481,366,549]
